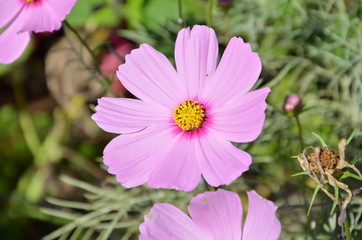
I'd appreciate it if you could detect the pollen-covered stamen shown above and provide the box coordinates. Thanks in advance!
[25,0,36,3]
[173,99,205,131]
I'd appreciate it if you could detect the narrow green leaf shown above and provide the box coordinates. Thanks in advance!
[96,221,138,230]
[312,132,328,148]
[42,204,119,240]
[96,209,123,240]
[58,230,71,240]
[351,155,359,165]
[60,175,102,193]
[69,226,84,240]
[346,129,358,145]
[291,172,308,177]
[330,186,339,215]
[340,171,362,181]
[308,185,320,216]
[18,111,41,155]
[40,208,80,221]
[60,175,120,200]
[82,228,95,240]
[46,197,101,211]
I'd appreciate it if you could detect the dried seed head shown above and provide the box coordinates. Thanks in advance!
[297,138,361,225]
[308,148,339,175]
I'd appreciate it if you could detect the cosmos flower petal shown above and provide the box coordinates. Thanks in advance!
[175,25,218,98]
[242,191,281,240]
[103,126,175,188]
[117,44,183,108]
[0,17,31,64]
[188,189,242,240]
[0,0,23,29]
[209,88,270,142]
[92,97,169,134]
[196,131,251,187]
[139,190,281,239]
[148,132,201,191]
[93,25,270,191]
[139,203,207,240]
[19,0,77,33]
[202,37,261,106]
[47,0,78,17]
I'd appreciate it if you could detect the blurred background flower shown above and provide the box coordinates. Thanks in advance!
[0,0,77,64]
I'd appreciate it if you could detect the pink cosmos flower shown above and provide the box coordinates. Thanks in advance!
[92,25,270,191]
[0,0,77,64]
[139,189,281,240]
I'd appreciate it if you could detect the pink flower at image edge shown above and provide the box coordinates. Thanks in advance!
[92,25,271,191]
[0,0,77,64]
[139,189,281,240]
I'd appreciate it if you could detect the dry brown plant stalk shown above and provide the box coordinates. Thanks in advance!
[297,139,362,225]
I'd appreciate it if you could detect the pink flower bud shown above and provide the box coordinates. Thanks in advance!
[218,0,233,8]
[283,94,302,115]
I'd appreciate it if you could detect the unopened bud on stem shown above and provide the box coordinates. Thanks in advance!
[283,94,302,116]
[218,0,233,8]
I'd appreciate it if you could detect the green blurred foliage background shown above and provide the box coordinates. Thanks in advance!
[0,0,362,239]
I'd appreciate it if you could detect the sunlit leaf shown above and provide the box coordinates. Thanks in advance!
[312,132,328,148]
[346,129,358,145]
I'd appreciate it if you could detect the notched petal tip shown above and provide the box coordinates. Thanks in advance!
[178,26,191,35]
[190,25,217,39]
[230,36,245,44]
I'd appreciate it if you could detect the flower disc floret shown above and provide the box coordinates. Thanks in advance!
[173,99,205,131]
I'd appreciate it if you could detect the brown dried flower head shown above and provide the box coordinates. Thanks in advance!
[297,138,362,225]
[308,148,339,175]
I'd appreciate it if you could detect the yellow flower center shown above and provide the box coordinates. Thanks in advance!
[26,0,36,3]
[173,99,205,131]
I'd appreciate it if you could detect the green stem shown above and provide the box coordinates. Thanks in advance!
[64,20,96,62]
[206,0,214,27]
[178,0,183,28]
[344,214,352,240]
[294,115,304,151]
[11,74,26,109]
[63,20,112,96]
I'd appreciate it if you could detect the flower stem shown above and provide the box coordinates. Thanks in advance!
[63,20,112,96]
[343,214,352,240]
[177,0,183,28]
[294,115,304,151]
[206,0,214,27]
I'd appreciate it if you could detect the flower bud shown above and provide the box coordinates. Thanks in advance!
[218,0,233,8]
[283,94,302,116]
